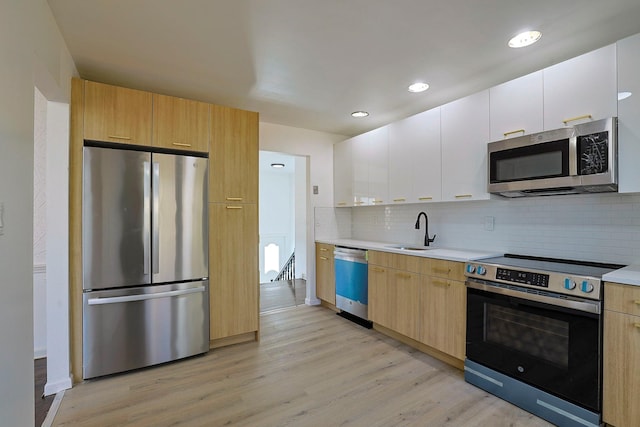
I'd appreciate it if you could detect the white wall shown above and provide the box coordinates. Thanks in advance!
[322,193,640,266]
[0,1,77,425]
[259,122,346,303]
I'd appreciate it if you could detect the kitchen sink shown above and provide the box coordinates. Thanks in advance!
[386,245,431,251]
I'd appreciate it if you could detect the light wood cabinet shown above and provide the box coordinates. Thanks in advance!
[209,105,259,204]
[603,282,640,427]
[617,33,640,194]
[387,108,442,204]
[489,71,543,141]
[419,276,466,359]
[440,90,491,202]
[209,203,259,340]
[83,80,153,146]
[543,44,617,130]
[333,139,353,207]
[152,94,209,152]
[368,264,390,328]
[315,243,335,304]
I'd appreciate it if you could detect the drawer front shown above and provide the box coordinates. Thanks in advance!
[605,282,640,315]
[422,259,465,281]
[368,250,426,273]
[316,243,335,256]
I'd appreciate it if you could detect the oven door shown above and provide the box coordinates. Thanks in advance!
[466,281,601,412]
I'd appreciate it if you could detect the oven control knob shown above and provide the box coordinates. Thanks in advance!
[564,278,576,290]
[581,281,594,293]
[476,266,487,276]
[466,264,476,274]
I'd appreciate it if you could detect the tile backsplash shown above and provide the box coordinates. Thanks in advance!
[315,193,640,266]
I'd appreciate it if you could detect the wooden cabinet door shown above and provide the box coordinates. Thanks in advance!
[84,80,152,146]
[489,70,543,141]
[153,94,209,152]
[315,243,335,304]
[420,277,466,360]
[333,139,353,207]
[210,105,258,203]
[209,203,258,340]
[543,44,617,130]
[391,269,420,341]
[368,264,390,328]
[603,310,640,427]
[388,107,442,204]
[617,33,640,194]
[441,90,491,202]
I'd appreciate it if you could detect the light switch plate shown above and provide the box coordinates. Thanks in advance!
[484,216,495,231]
[313,185,318,195]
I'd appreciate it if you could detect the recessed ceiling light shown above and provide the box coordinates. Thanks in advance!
[270,163,285,168]
[408,82,430,93]
[618,91,632,101]
[508,30,542,48]
[351,111,369,118]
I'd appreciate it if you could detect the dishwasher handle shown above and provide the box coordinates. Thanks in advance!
[334,246,368,263]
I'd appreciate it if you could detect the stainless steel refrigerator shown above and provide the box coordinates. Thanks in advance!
[82,145,209,379]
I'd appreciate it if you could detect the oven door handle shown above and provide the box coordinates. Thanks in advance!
[466,279,601,315]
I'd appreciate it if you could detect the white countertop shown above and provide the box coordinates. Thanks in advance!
[315,239,501,262]
[603,264,640,287]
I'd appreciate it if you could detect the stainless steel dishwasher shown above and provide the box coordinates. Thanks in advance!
[334,246,369,321]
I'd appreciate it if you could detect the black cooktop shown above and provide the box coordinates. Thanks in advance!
[477,254,625,279]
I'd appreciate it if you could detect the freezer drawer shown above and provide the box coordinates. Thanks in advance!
[83,281,209,379]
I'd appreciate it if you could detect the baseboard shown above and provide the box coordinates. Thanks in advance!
[44,375,72,397]
[305,296,321,306]
[209,331,257,349]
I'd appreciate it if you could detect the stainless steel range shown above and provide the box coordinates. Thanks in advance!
[464,254,624,427]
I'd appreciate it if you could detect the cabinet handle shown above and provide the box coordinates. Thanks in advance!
[108,135,131,140]
[562,114,592,125]
[393,198,406,202]
[373,200,384,204]
[226,206,243,209]
[432,280,450,287]
[319,256,328,260]
[355,201,365,205]
[337,202,347,206]
[633,300,640,305]
[433,268,450,275]
[396,272,412,279]
[226,197,243,201]
[503,129,525,138]
[455,194,472,199]
[320,248,328,252]
[418,197,432,201]
[371,267,385,273]
[634,323,640,329]
[172,142,192,147]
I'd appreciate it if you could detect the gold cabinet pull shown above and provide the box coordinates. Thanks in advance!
[634,323,640,329]
[418,197,432,201]
[172,142,192,147]
[433,268,450,275]
[355,201,365,205]
[455,194,473,199]
[320,248,328,252]
[562,114,592,125]
[371,267,385,273]
[396,272,412,279]
[633,300,640,305]
[107,135,131,140]
[432,280,450,287]
[393,198,406,202]
[319,256,328,260]
[226,206,243,209]
[226,197,243,201]
[504,129,525,138]
[337,202,347,206]
[372,200,384,204]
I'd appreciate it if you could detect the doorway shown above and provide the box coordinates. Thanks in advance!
[259,151,307,312]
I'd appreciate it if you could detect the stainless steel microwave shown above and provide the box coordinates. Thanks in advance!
[488,117,617,197]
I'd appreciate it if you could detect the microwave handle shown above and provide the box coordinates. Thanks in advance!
[569,136,577,176]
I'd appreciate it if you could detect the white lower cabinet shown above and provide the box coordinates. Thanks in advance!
[441,90,491,202]
[388,107,441,204]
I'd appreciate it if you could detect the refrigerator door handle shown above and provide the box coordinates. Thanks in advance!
[152,161,160,274]
[143,161,151,275]
[87,286,205,305]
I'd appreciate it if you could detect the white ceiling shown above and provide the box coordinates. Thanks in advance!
[48,0,640,137]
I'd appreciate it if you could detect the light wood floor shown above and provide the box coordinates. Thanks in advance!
[260,279,306,313]
[52,305,552,427]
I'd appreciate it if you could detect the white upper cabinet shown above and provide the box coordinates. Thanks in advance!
[333,138,353,206]
[489,70,543,141]
[350,127,388,206]
[388,108,441,204]
[441,90,491,201]
[543,44,617,129]
[617,33,640,193]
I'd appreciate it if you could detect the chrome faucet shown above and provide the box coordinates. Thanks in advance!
[415,211,436,247]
